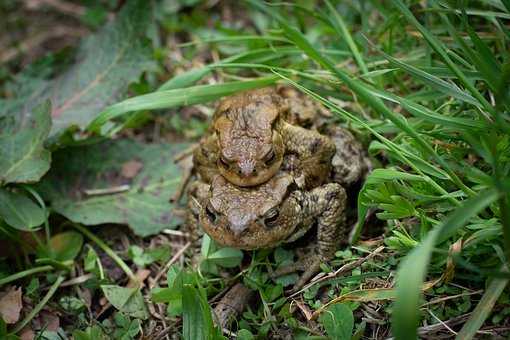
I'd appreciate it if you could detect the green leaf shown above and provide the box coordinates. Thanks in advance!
[158,67,212,91]
[376,50,479,106]
[0,101,51,184]
[37,231,83,261]
[356,169,425,233]
[37,140,188,236]
[72,326,107,340]
[391,0,496,119]
[205,247,243,268]
[88,76,278,133]
[2,0,154,138]
[237,329,255,340]
[456,268,509,340]
[324,0,368,74]
[392,189,499,340]
[150,265,192,317]
[182,284,216,340]
[319,303,354,340]
[101,285,148,320]
[0,188,45,230]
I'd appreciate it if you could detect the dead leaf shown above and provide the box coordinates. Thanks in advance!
[121,160,143,179]
[0,287,22,324]
[20,328,34,340]
[127,268,151,288]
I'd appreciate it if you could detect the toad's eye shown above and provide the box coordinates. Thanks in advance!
[264,208,280,228]
[205,204,218,223]
[219,155,230,168]
[263,148,277,166]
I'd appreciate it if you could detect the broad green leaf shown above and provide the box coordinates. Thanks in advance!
[392,189,499,340]
[182,284,216,340]
[37,140,188,236]
[88,76,278,133]
[37,231,84,261]
[101,285,148,320]
[355,169,425,241]
[72,326,108,340]
[319,303,354,340]
[0,188,45,230]
[2,0,154,138]
[0,101,51,184]
[205,247,243,268]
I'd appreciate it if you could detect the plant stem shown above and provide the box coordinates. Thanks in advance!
[70,223,137,283]
[0,265,53,287]
[499,195,510,265]
[11,275,65,334]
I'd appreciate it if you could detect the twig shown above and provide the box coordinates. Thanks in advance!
[289,245,385,298]
[150,242,191,289]
[421,289,483,307]
[25,0,86,17]
[60,273,94,287]
[84,185,130,196]
[427,309,458,336]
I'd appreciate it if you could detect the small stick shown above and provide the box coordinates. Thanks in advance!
[213,283,255,330]
[150,242,191,289]
[290,245,385,298]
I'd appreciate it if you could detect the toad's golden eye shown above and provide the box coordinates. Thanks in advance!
[205,203,218,223]
[263,148,276,166]
[264,208,279,228]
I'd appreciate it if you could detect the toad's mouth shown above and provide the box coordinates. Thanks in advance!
[200,218,296,251]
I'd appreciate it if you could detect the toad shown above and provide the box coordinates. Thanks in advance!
[187,173,348,289]
[193,87,335,188]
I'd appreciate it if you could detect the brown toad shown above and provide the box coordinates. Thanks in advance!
[193,87,335,188]
[187,173,348,289]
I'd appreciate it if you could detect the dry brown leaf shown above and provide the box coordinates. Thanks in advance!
[0,287,23,324]
[20,328,34,340]
[121,159,143,179]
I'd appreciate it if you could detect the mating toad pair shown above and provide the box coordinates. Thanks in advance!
[185,86,369,289]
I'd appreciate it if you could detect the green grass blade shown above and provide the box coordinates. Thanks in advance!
[324,0,369,74]
[375,49,479,106]
[462,11,501,90]
[365,86,489,130]
[249,0,474,196]
[502,0,510,12]
[88,76,278,133]
[158,67,212,91]
[455,267,509,340]
[276,74,459,207]
[391,0,496,118]
[392,188,499,340]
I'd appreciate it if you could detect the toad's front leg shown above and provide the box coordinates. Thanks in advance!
[273,183,347,291]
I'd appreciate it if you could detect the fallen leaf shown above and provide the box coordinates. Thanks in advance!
[20,328,34,340]
[0,1,154,138]
[121,160,143,179]
[0,102,51,185]
[37,140,188,236]
[0,287,22,324]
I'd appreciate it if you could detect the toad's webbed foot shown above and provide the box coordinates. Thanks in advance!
[272,254,322,292]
